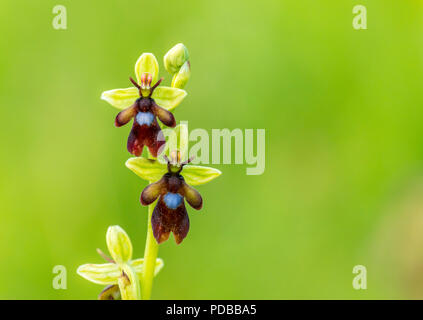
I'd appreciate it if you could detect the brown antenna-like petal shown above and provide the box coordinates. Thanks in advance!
[149,77,164,96]
[129,76,140,89]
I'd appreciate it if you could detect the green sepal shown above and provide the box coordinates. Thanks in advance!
[76,263,120,285]
[182,165,222,186]
[125,157,167,183]
[151,86,187,111]
[101,87,138,110]
[135,53,159,85]
[106,225,133,264]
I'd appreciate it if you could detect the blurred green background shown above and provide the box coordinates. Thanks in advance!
[1,0,423,299]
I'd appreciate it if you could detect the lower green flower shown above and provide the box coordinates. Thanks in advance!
[77,225,164,300]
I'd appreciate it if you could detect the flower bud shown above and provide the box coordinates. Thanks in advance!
[171,61,191,89]
[106,225,133,264]
[164,43,189,74]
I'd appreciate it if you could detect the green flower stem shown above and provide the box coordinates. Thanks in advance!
[140,145,160,300]
[141,200,158,300]
[141,149,159,300]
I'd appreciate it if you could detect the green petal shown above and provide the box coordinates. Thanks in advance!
[118,264,141,300]
[151,86,187,111]
[135,53,159,85]
[125,157,167,182]
[106,226,133,264]
[130,258,164,277]
[101,87,139,110]
[77,263,120,285]
[182,165,222,186]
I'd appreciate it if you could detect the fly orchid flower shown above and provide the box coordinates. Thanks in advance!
[101,53,187,157]
[141,153,202,244]
[77,225,163,300]
[125,125,221,244]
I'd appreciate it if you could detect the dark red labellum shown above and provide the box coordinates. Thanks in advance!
[140,161,203,244]
[114,78,176,157]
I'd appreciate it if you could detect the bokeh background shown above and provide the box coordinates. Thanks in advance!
[1,0,423,299]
